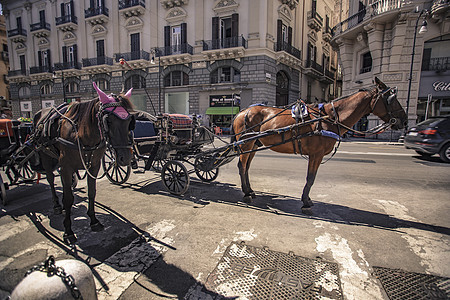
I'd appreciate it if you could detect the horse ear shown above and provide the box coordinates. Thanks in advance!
[93,82,109,103]
[124,87,133,99]
[374,77,388,91]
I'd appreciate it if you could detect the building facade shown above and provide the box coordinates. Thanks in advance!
[332,0,449,139]
[0,14,11,118]
[2,0,338,130]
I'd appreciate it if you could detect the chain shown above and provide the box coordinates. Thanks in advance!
[25,256,83,299]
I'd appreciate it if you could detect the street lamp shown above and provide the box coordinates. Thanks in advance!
[403,7,429,137]
[151,49,161,114]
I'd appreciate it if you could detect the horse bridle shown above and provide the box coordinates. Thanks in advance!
[97,95,135,150]
[369,87,403,126]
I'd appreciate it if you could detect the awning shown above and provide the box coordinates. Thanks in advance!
[206,107,240,115]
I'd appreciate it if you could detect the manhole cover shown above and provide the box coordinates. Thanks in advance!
[202,241,342,299]
[373,266,450,300]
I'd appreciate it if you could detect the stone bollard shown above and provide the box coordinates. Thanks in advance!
[10,256,97,300]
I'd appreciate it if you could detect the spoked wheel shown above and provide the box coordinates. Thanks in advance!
[152,159,169,173]
[194,156,219,182]
[161,160,190,195]
[0,176,7,206]
[102,147,131,184]
[16,160,36,182]
[6,148,37,184]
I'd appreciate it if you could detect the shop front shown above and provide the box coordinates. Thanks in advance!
[206,94,240,134]
[418,73,450,122]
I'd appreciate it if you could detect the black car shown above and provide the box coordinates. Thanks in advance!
[404,115,450,162]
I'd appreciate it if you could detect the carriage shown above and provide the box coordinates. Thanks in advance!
[102,111,224,195]
[0,119,36,205]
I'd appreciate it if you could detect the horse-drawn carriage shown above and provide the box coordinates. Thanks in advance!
[0,119,36,205]
[102,111,220,195]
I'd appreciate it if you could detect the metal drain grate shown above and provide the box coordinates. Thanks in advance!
[202,241,342,299]
[373,266,450,300]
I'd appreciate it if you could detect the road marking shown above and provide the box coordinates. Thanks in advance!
[315,233,384,300]
[0,217,33,243]
[337,151,412,156]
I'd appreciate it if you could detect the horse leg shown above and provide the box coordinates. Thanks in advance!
[87,172,104,232]
[237,142,258,203]
[60,169,77,245]
[41,156,61,214]
[301,155,322,212]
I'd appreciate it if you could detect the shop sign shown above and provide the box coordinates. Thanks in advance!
[42,100,55,109]
[210,94,240,107]
[433,81,450,91]
[20,101,32,112]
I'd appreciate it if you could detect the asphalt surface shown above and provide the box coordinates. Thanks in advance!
[0,138,449,299]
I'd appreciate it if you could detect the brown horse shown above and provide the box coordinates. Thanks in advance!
[232,77,407,212]
[31,83,135,244]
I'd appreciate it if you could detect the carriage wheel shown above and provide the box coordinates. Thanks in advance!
[102,147,131,184]
[194,156,219,182]
[16,160,36,182]
[0,177,7,206]
[161,160,190,195]
[6,149,37,184]
[152,159,169,173]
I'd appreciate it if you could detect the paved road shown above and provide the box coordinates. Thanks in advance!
[0,140,449,299]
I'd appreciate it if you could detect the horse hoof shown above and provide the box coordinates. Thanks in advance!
[243,195,252,204]
[63,234,77,245]
[54,206,63,215]
[91,222,104,232]
[250,192,256,199]
[301,207,313,216]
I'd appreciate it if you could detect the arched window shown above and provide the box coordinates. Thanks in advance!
[276,71,289,107]
[125,75,146,89]
[65,82,79,93]
[40,84,53,95]
[164,71,189,87]
[95,79,109,91]
[210,67,240,84]
[18,86,31,98]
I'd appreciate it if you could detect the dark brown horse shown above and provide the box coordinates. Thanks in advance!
[32,83,135,244]
[232,77,407,212]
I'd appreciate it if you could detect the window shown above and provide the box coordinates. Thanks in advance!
[62,45,78,67]
[95,79,109,91]
[65,82,79,93]
[212,14,239,49]
[282,24,288,43]
[131,33,140,59]
[360,52,372,74]
[40,84,53,95]
[18,86,31,98]
[125,75,146,90]
[3,43,7,52]
[164,71,189,87]
[19,55,26,72]
[172,25,181,53]
[210,67,240,84]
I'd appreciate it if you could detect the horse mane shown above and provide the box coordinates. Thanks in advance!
[64,98,100,139]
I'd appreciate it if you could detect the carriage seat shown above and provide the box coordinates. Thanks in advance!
[36,103,69,139]
[132,120,157,141]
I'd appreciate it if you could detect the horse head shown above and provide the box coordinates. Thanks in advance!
[373,77,407,130]
[93,82,135,166]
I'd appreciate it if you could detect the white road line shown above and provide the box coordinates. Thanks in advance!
[337,151,412,156]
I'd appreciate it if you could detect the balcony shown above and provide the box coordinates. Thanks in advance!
[431,0,450,21]
[55,15,78,31]
[304,60,323,79]
[85,6,109,25]
[7,28,27,43]
[8,69,28,77]
[274,42,302,69]
[30,66,53,74]
[422,57,449,72]
[82,57,114,73]
[322,25,332,43]
[202,36,247,60]
[30,22,51,37]
[7,69,29,83]
[307,10,323,32]
[54,62,82,73]
[320,68,335,84]
[119,0,146,17]
[155,44,193,65]
[161,0,188,8]
[115,50,150,63]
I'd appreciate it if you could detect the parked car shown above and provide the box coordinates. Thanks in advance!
[404,115,450,162]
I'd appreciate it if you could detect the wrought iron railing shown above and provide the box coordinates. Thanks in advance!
[30,66,52,74]
[118,0,145,9]
[55,15,78,26]
[155,43,193,56]
[370,0,402,16]
[274,42,302,60]
[54,61,82,70]
[82,56,113,67]
[30,22,51,32]
[422,57,449,71]
[8,69,28,77]
[332,10,365,36]
[85,6,109,18]
[115,50,150,62]
[7,28,27,37]
[307,10,323,26]
[202,36,248,51]
[305,60,323,74]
